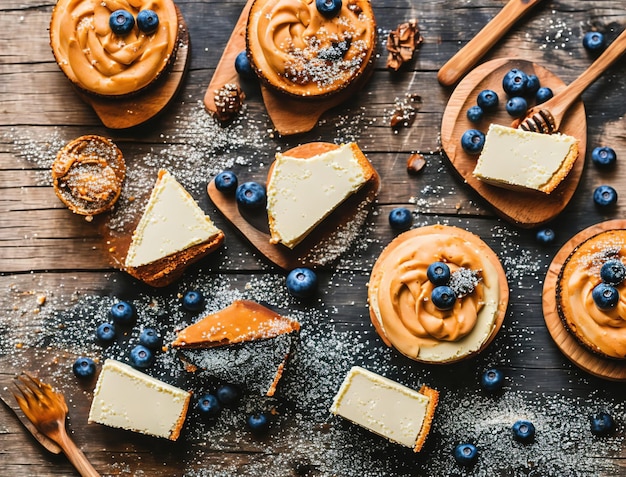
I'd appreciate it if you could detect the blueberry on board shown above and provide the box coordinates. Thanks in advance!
[525,74,540,96]
[477,89,499,111]
[247,412,270,434]
[216,384,242,405]
[215,171,238,193]
[137,9,159,34]
[480,368,504,393]
[234,51,255,79]
[109,9,135,36]
[453,443,478,466]
[512,420,535,443]
[72,357,96,379]
[583,31,606,53]
[182,290,205,312]
[505,96,528,118]
[286,267,318,299]
[316,0,342,17]
[535,87,553,105]
[593,185,618,207]
[591,146,617,168]
[96,322,116,344]
[139,327,163,350]
[466,105,484,123]
[196,393,221,417]
[502,68,529,97]
[592,283,619,310]
[129,344,155,369]
[427,262,451,286]
[109,301,135,326]
[388,207,413,231]
[461,129,485,154]
[236,181,266,209]
[536,228,556,244]
[431,285,456,310]
[600,259,626,285]
[590,411,615,436]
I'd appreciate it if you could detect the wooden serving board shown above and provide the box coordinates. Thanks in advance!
[441,58,587,228]
[77,9,190,130]
[207,142,380,270]
[542,220,626,381]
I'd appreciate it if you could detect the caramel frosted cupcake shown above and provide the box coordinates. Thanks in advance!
[246,0,377,98]
[52,135,125,217]
[368,224,509,363]
[50,0,179,97]
[557,229,626,359]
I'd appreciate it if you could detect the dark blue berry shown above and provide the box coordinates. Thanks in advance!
[477,89,499,111]
[388,207,413,230]
[216,384,241,405]
[461,129,485,154]
[247,412,270,434]
[535,87,553,104]
[512,420,535,442]
[466,105,484,123]
[286,267,318,299]
[431,285,456,310]
[109,301,135,326]
[236,181,266,209]
[593,185,618,207]
[600,260,626,285]
[427,262,451,285]
[536,228,556,244]
[235,51,255,79]
[525,74,540,96]
[72,357,96,379]
[96,322,116,344]
[481,368,504,393]
[592,283,619,310]
[139,327,163,350]
[583,31,606,53]
[129,344,155,369]
[316,0,342,17]
[109,10,135,36]
[502,69,528,97]
[505,96,528,118]
[136,9,159,34]
[591,146,617,168]
[215,171,238,193]
[590,411,615,436]
[196,393,221,417]
[453,443,478,466]
[182,290,204,312]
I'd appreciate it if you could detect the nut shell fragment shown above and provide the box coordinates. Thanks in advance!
[386,19,423,71]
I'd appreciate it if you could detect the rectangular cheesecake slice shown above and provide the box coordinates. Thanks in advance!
[88,359,191,440]
[473,124,579,194]
[330,366,438,452]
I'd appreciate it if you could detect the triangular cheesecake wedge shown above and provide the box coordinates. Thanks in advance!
[124,169,224,287]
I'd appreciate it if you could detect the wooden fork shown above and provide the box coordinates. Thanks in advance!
[516,28,626,133]
[12,373,100,477]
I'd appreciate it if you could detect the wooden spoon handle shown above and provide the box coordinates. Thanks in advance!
[55,427,101,477]
[437,0,544,86]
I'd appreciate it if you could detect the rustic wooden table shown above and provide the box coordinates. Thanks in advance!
[2,0,626,475]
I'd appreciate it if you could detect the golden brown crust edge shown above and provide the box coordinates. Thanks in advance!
[541,139,580,194]
[168,391,192,441]
[414,385,439,452]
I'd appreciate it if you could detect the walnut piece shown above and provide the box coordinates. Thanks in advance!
[386,19,423,71]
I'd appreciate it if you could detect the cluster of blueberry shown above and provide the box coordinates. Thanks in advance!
[109,9,160,36]
[195,386,269,434]
[591,145,619,208]
[425,261,472,310]
[591,259,626,310]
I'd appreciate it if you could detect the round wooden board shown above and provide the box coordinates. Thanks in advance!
[440,58,587,228]
[542,219,626,381]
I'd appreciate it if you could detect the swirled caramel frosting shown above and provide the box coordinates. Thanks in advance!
[368,225,508,363]
[246,0,376,98]
[558,229,626,359]
[50,0,179,96]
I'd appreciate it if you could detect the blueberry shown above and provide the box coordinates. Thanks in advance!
[461,129,485,154]
[535,87,553,105]
[388,207,413,230]
[466,105,484,123]
[593,185,618,207]
[236,181,266,209]
[216,384,241,405]
[286,267,318,299]
[182,290,204,312]
[139,327,163,350]
[453,443,478,466]
[502,68,528,97]
[591,146,617,168]
[583,31,606,53]
[95,322,116,344]
[525,74,540,96]
[214,171,238,193]
[592,283,619,310]
[129,344,155,369]
[136,9,159,34]
[109,301,135,326]
[505,96,528,118]
[431,285,456,310]
[590,411,615,436]
[72,357,96,379]
[247,412,270,434]
[480,368,504,393]
[316,0,342,17]
[196,393,221,417]
[234,51,255,79]
[477,89,499,111]
[109,9,135,36]
[512,420,535,443]
[600,260,626,285]
[536,228,556,244]
[427,261,451,285]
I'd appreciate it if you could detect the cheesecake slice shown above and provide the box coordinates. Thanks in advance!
[124,169,224,287]
[473,124,579,194]
[266,142,376,249]
[88,359,191,440]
